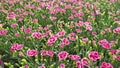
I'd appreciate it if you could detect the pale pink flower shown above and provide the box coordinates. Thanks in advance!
[76,29,82,33]
[58,51,68,61]
[27,49,37,57]
[88,51,101,61]
[86,25,92,31]
[110,0,115,3]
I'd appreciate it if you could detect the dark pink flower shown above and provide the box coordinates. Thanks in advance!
[57,31,65,37]
[24,27,31,34]
[76,61,83,68]
[48,36,57,44]
[113,27,120,34]
[10,43,23,52]
[68,55,80,60]
[27,49,37,56]
[98,39,111,49]
[58,51,68,61]
[100,62,113,68]
[88,51,101,61]
[62,38,70,45]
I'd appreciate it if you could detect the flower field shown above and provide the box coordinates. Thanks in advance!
[0,0,120,68]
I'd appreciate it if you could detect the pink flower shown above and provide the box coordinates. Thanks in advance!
[86,25,92,31]
[31,32,42,39]
[40,50,47,56]
[82,38,88,43]
[15,44,23,50]
[38,65,45,68]
[76,61,83,68]
[95,10,101,15]
[24,27,31,34]
[48,36,57,44]
[105,28,111,32]
[50,16,57,21]
[81,58,89,67]
[57,31,65,37]
[0,30,7,36]
[69,37,76,41]
[92,40,96,44]
[98,39,111,49]
[88,51,101,61]
[61,38,70,45]
[100,62,113,68]
[58,51,68,61]
[24,65,29,68]
[76,29,82,33]
[92,32,97,36]
[47,50,54,57]
[27,49,37,56]
[68,33,76,37]
[15,33,19,37]
[68,55,80,60]
[33,19,38,23]
[110,49,116,55]
[109,0,115,3]
[60,63,65,68]
[113,27,120,34]
[59,43,65,48]
[116,56,120,61]
[7,12,16,19]
[10,43,23,52]
[11,23,18,28]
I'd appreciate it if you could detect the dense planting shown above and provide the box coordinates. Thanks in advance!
[0,0,120,68]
